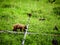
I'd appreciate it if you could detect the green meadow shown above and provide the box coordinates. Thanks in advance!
[0,0,60,45]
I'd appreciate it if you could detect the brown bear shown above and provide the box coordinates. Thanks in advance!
[13,24,27,32]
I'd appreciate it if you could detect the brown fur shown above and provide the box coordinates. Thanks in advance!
[13,24,27,32]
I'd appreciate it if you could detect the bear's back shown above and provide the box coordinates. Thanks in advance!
[13,24,25,29]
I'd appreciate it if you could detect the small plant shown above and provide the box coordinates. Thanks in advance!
[53,7,60,15]
[48,0,55,3]
[0,0,4,2]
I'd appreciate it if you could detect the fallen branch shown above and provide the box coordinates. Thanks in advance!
[0,30,60,36]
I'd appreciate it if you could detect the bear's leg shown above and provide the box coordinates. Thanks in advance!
[24,29,26,32]
[20,28,22,32]
[13,28,17,31]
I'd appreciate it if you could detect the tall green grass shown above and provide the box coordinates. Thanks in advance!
[0,0,60,45]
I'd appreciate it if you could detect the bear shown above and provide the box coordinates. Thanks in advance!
[13,24,27,32]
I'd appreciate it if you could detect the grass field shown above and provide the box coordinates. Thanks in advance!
[0,0,60,45]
